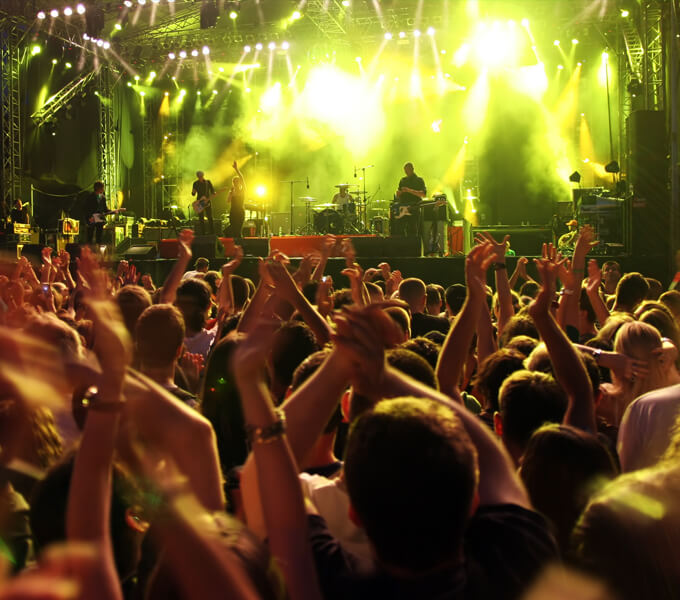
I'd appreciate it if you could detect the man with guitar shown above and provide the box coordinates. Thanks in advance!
[392,162,427,238]
[191,170,216,235]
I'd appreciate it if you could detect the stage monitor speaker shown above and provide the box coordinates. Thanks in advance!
[192,235,224,259]
[383,236,421,257]
[627,110,669,256]
[470,226,553,257]
[269,212,291,236]
[123,243,157,259]
[159,239,179,259]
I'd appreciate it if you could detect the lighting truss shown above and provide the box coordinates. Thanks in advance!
[304,0,347,40]
[0,14,23,209]
[97,65,118,204]
[31,70,98,127]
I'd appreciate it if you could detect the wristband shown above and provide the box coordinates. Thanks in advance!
[246,409,287,444]
[492,263,507,271]
[562,288,575,296]
[592,349,602,363]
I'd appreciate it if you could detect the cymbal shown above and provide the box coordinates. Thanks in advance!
[298,196,317,201]
[372,200,390,204]
[315,203,339,208]
[334,183,359,188]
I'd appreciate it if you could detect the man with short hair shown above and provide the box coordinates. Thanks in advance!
[191,170,215,235]
[444,283,467,318]
[174,278,216,359]
[392,162,426,238]
[602,260,622,296]
[135,304,199,408]
[398,277,450,337]
[612,272,649,314]
[181,257,210,281]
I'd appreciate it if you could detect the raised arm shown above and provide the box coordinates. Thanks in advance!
[528,245,596,433]
[159,228,194,305]
[585,259,610,326]
[234,325,322,600]
[477,233,514,340]
[436,243,495,399]
[233,160,246,193]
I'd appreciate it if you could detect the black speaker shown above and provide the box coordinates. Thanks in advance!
[240,238,269,257]
[471,226,553,257]
[192,235,224,259]
[123,243,157,259]
[627,110,668,256]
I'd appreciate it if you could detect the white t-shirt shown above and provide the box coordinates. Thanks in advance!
[299,472,373,567]
[184,324,218,359]
[618,383,680,472]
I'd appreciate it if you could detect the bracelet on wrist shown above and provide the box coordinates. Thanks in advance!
[493,263,507,271]
[562,288,575,296]
[246,409,287,445]
[82,386,126,412]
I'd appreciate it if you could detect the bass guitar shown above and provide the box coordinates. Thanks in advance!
[192,187,228,214]
[391,198,447,220]
[91,208,126,224]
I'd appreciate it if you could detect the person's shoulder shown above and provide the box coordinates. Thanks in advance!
[635,383,680,405]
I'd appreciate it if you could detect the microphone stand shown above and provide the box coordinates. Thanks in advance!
[357,165,375,232]
[281,179,305,235]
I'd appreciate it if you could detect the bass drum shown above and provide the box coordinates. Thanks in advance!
[371,216,389,235]
[314,209,344,235]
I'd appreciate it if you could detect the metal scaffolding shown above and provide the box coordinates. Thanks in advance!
[0,15,23,209]
[97,65,119,205]
[305,0,347,40]
[31,70,98,127]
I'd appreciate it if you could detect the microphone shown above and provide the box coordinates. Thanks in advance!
[354,166,357,178]
[306,176,309,189]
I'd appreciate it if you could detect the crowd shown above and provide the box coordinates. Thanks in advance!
[0,224,679,600]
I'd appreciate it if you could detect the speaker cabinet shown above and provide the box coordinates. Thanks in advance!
[192,235,224,259]
[123,243,158,259]
[470,226,553,257]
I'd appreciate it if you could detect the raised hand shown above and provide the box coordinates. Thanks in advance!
[573,224,599,257]
[293,253,314,288]
[517,256,529,279]
[140,273,155,291]
[586,258,602,295]
[363,267,380,282]
[321,234,337,257]
[116,260,129,281]
[474,231,510,263]
[231,321,279,382]
[340,237,356,267]
[222,245,244,276]
[465,242,496,300]
[378,262,391,280]
[315,275,334,316]
[180,351,205,392]
[530,243,567,317]
[178,229,194,261]
[41,246,53,267]
[232,160,238,171]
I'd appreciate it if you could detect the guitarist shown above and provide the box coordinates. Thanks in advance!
[227,160,246,240]
[191,170,215,235]
[86,181,108,245]
[393,162,427,237]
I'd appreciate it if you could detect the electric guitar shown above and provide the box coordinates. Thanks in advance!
[90,208,126,224]
[192,187,228,214]
[392,198,447,219]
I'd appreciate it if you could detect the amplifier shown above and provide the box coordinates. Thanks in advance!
[470,225,553,257]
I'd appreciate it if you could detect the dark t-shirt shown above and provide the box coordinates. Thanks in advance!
[410,312,450,337]
[309,504,557,600]
[229,187,245,214]
[192,179,215,200]
[398,174,427,205]
[10,208,28,224]
[85,192,108,219]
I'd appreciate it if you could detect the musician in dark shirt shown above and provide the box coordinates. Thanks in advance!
[192,171,215,235]
[227,161,246,240]
[10,199,29,225]
[86,181,108,245]
[392,162,426,238]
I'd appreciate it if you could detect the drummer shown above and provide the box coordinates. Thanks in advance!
[332,184,355,214]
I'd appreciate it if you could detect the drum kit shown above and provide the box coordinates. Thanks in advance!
[297,184,391,235]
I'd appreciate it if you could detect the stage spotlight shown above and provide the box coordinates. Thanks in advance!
[65,62,72,68]
[427,27,435,36]
[268,42,276,50]
[605,161,620,173]
[52,58,58,64]
[384,32,392,40]
[179,50,187,58]
[96,39,104,46]
[124,0,133,6]
[557,64,564,70]
[50,9,59,18]
[244,45,251,52]
[63,7,73,16]
[114,23,122,30]
[164,91,169,96]
[342,0,350,6]
[229,11,238,19]
[138,0,146,4]
[152,0,160,3]
[572,38,579,44]
[31,45,41,55]
[127,81,132,87]
[202,45,210,55]
[255,43,263,50]
[569,171,582,183]
[76,3,86,13]
[140,91,146,97]
[291,10,301,20]
[134,75,140,81]
[83,33,90,39]
[399,31,406,38]
[169,52,176,59]
[191,49,199,57]
[521,18,529,27]
[103,41,110,49]
[281,41,290,50]
[255,185,267,197]
[413,29,421,37]
[621,9,630,17]
[37,11,46,19]
[553,39,560,46]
